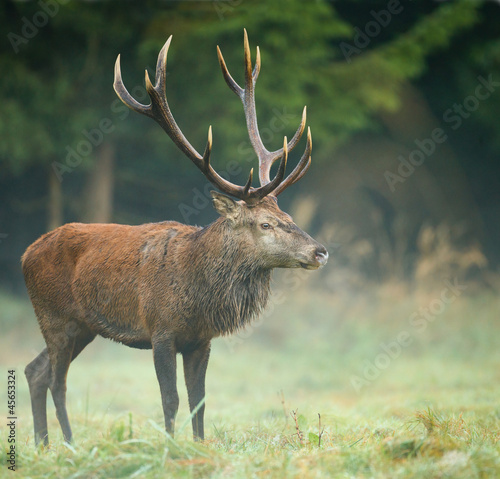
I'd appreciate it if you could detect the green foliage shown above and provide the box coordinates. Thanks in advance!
[321,0,481,154]
[0,0,482,182]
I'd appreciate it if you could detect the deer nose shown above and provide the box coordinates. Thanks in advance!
[315,246,328,266]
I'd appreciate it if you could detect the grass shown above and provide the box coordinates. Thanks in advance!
[1,284,499,478]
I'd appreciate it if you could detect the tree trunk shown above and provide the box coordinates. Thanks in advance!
[48,168,63,231]
[82,142,115,223]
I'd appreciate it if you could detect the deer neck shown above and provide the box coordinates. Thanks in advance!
[188,219,272,336]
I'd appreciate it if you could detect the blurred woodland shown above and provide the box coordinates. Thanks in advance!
[1,0,499,295]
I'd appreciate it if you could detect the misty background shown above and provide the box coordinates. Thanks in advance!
[1,0,499,299]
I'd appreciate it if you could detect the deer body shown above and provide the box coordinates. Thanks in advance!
[24,31,327,445]
[24,217,273,348]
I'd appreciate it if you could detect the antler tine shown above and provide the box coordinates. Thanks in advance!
[253,46,261,82]
[243,28,254,87]
[272,127,312,197]
[154,35,172,94]
[292,156,311,185]
[259,106,307,185]
[217,45,244,98]
[202,125,213,170]
[252,137,288,201]
[243,168,253,196]
[114,55,152,117]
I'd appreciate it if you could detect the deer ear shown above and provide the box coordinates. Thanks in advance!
[211,191,242,221]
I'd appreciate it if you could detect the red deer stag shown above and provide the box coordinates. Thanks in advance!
[23,30,328,445]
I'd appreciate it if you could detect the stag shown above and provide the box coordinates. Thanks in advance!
[23,30,328,445]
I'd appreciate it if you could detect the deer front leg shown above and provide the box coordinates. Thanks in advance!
[182,341,210,441]
[152,336,178,437]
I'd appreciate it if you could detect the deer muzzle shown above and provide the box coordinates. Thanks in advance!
[300,245,328,270]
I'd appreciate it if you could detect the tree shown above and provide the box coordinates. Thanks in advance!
[0,0,495,291]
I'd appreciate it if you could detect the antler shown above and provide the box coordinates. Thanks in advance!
[217,29,312,196]
[114,35,288,204]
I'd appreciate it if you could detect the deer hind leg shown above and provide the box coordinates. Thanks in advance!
[25,348,52,446]
[43,320,95,444]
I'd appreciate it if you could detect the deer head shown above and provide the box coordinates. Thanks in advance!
[114,30,328,270]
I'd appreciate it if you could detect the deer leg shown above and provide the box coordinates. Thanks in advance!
[152,337,178,437]
[47,324,95,444]
[25,348,52,446]
[182,341,211,441]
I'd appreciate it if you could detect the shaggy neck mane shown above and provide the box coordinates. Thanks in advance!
[187,219,271,336]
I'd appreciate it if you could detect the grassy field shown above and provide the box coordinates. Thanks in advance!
[1,282,499,478]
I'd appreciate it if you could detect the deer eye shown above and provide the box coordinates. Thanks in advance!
[260,223,272,230]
